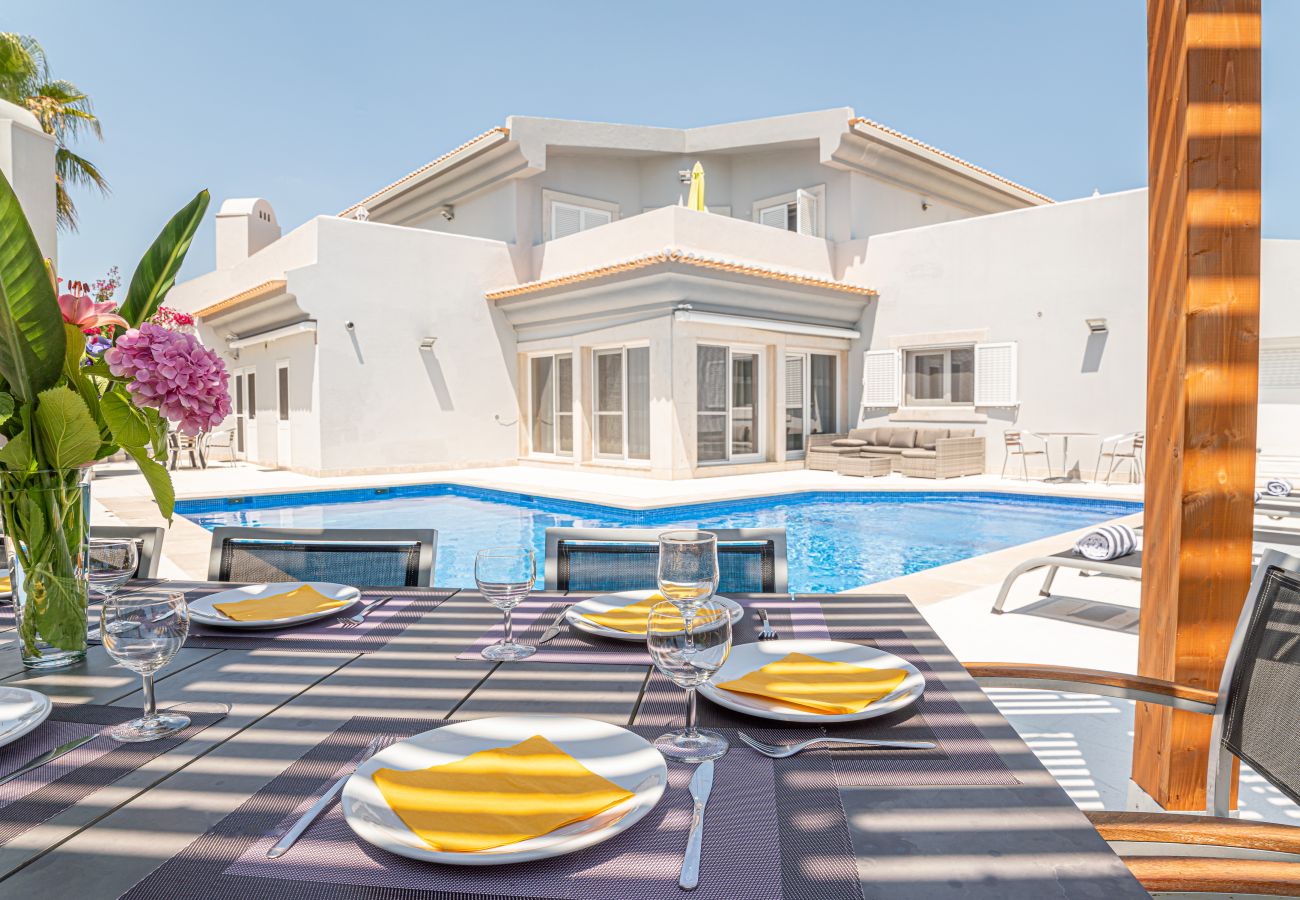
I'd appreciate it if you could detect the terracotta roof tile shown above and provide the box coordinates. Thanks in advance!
[485,249,876,300]
[193,279,288,318]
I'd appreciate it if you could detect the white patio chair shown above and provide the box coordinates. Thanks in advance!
[1099,432,1145,485]
[1000,430,1053,481]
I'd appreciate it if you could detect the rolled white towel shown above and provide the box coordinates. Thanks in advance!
[1074,524,1138,562]
[1266,478,1293,497]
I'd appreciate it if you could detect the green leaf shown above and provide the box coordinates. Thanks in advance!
[0,170,67,403]
[125,445,173,522]
[101,390,150,447]
[29,565,88,652]
[0,391,15,423]
[62,324,86,378]
[82,357,128,382]
[33,386,100,468]
[118,189,210,328]
[142,406,168,459]
[0,429,33,470]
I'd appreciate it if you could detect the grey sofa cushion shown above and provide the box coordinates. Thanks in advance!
[847,428,876,444]
[865,445,904,455]
[887,428,917,449]
[916,428,950,450]
[901,448,938,459]
[831,438,868,448]
[809,444,861,455]
[948,427,976,438]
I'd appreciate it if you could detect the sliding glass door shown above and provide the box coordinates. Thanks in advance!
[529,353,572,456]
[697,345,763,464]
[785,352,837,459]
[593,346,650,461]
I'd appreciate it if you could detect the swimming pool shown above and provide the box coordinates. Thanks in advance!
[177,485,1140,593]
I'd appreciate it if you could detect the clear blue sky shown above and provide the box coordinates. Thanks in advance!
[10,1,1298,284]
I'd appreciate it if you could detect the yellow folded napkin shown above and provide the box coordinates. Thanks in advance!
[0,576,10,593]
[717,652,909,715]
[580,594,721,635]
[371,734,635,853]
[211,584,348,622]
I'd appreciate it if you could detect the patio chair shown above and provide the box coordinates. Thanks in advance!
[544,527,787,593]
[90,525,166,579]
[1093,432,1135,481]
[203,428,237,465]
[1098,432,1144,485]
[208,527,437,587]
[168,432,206,471]
[968,549,1300,895]
[1000,430,1053,481]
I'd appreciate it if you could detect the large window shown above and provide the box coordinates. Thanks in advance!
[593,347,649,461]
[529,354,573,456]
[697,345,763,464]
[785,353,837,456]
[904,347,974,406]
[543,190,618,240]
[753,185,824,237]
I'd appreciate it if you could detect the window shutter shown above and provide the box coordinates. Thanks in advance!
[551,202,583,239]
[1261,346,1300,388]
[861,350,900,407]
[796,188,818,237]
[785,357,804,408]
[974,342,1018,406]
[759,203,788,230]
[580,207,612,231]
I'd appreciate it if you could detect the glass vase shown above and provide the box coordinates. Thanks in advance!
[1,468,91,669]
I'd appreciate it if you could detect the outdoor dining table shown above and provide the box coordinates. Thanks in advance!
[0,582,1150,899]
[1034,431,1099,484]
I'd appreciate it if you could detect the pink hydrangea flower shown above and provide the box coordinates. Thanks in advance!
[103,323,232,435]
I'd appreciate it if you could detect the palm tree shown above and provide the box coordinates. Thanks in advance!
[0,33,107,232]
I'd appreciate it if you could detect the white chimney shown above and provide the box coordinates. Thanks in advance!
[215,198,280,269]
[0,98,57,265]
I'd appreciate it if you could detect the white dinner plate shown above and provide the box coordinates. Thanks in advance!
[342,715,667,865]
[697,638,925,723]
[0,686,52,749]
[187,582,362,630]
[565,590,744,642]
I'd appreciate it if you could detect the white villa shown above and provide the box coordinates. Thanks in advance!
[164,108,1300,478]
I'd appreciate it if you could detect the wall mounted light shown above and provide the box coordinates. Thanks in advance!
[419,337,438,351]
[1086,317,1109,334]
[678,170,692,184]
[438,205,455,221]
[921,201,931,211]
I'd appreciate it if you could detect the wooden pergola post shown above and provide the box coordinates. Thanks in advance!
[1136,0,1261,810]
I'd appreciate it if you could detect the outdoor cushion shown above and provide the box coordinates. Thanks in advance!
[865,445,904,455]
[901,448,938,459]
[809,445,860,455]
[916,428,950,451]
[848,428,877,444]
[887,429,917,449]
[831,438,867,448]
[947,428,976,438]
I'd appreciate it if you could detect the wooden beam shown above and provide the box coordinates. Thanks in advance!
[1136,0,1261,810]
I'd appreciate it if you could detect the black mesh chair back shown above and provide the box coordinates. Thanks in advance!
[1217,552,1300,809]
[208,528,437,587]
[545,527,787,593]
[90,525,166,579]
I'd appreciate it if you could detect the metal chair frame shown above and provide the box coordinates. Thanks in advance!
[207,527,437,587]
[90,525,166,579]
[1000,430,1054,481]
[543,527,788,593]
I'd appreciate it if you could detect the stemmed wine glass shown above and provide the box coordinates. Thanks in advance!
[475,547,537,662]
[646,599,732,762]
[656,530,719,615]
[88,538,138,638]
[100,591,191,742]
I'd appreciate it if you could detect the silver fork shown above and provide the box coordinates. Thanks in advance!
[737,731,935,758]
[341,595,393,628]
[755,608,778,641]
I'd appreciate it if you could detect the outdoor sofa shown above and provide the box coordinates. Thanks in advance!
[807,426,986,479]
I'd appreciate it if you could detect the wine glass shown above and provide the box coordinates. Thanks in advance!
[101,592,191,742]
[89,537,138,605]
[656,530,719,614]
[475,547,537,662]
[646,599,732,762]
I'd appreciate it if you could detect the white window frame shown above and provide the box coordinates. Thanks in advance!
[591,343,651,464]
[784,351,839,460]
[697,343,766,466]
[526,352,574,458]
[902,345,976,407]
[751,184,826,237]
[542,189,620,241]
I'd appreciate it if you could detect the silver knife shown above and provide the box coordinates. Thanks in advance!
[678,760,714,890]
[537,605,571,645]
[267,736,382,858]
[0,733,97,787]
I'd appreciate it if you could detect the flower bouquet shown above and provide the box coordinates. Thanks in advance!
[0,168,228,667]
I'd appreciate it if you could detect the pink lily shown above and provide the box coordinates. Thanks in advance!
[58,293,128,330]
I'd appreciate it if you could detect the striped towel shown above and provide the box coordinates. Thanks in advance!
[1074,524,1138,562]
[1266,478,1293,497]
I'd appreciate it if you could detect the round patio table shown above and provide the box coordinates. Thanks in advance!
[1033,431,1097,483]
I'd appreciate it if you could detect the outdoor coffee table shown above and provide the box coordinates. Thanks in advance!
[0,582,1149,900]
[835,454,892,477]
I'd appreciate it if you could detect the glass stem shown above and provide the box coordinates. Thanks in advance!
[685,687,698,737]
[503,606,514,645]
[141,673,157,721]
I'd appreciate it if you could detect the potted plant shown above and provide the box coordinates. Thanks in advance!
[0,169,229,668]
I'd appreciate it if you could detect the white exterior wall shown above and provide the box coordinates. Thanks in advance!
[1260,239,1300,455]
[846,189,1300,473]
[0,99,56,264]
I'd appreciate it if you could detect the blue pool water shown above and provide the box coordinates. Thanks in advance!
[177,485,1140,593]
